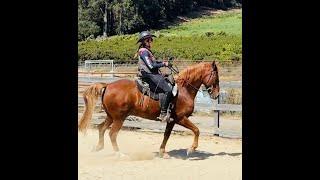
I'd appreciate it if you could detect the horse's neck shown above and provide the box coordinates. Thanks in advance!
[182,77,203,100]
[177,65,206,100]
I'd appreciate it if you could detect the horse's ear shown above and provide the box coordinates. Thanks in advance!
[212,61,217,70]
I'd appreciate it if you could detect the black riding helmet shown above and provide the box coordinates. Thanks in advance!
[136,31,156,44]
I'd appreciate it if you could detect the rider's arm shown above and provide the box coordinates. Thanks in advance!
[140,50,165,69]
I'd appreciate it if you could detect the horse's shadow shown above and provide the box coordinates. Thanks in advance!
[154,149,242,160]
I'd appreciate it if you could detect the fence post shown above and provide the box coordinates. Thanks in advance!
[110,60,114,78]
[213,97,220,136]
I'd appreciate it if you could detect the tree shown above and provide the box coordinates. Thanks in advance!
[78,0,104,40]
[78,0,242,40]
[78,20,100,40]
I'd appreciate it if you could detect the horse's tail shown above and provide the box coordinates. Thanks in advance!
[78,82,108,133]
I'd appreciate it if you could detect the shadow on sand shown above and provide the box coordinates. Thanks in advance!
[155,149,241,160]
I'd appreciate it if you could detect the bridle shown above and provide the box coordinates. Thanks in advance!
[204,69,216,94]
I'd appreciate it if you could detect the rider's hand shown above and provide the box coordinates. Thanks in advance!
[163,61,169,67]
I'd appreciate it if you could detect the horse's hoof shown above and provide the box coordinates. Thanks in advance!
[187,148,195,156]
[95,145,104,152]
[162,153,171,159]
[115,152,130,160]
[91,145,103,152]
[159,150,171,159]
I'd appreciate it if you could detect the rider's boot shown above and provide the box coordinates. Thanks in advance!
[157,92,173,123]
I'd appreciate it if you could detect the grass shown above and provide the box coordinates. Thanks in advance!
[158,11,242,36]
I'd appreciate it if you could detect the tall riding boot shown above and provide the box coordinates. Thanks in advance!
[157,92,173,123]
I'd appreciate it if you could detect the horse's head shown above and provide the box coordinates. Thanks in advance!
[202,62,220,100]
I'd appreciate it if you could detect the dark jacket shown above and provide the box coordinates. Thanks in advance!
[138,48,164,74]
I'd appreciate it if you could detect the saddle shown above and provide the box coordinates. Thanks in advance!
[135,77,162,101]
[135,73,177,101]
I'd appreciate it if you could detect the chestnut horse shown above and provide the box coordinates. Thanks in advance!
[78,62,220,158]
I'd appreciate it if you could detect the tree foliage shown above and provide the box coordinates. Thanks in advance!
[78,0,242,40]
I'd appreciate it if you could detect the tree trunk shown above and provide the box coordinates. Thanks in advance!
[103,1,108,37]
[119,6,122,35]
[110,5,114,35]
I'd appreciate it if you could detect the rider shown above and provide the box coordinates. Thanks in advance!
[135,31,173,123]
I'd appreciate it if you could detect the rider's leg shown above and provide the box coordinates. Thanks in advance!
[148,74,173,122]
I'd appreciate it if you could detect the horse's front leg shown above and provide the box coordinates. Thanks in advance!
[176,116,200,156]
[159,121,175,158]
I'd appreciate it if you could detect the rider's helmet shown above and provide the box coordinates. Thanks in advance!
[136,31,156,44]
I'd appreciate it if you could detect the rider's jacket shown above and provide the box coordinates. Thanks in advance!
[138,48,164,74]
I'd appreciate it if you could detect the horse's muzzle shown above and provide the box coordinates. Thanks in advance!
[211,94,219,100]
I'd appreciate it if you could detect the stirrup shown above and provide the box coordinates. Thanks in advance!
[157,112,171,123]
[157,112,169,123]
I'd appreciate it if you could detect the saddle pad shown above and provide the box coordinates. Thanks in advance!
[135,80,161,101]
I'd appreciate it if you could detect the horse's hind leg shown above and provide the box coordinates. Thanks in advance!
[109,119,124,152]
[177,116,200,156]
[95,116,113,151]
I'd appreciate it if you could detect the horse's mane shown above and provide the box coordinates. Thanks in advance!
[175,62,213,86]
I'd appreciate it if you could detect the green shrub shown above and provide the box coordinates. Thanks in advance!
[78,34,241,62]
[205,31,215,37]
